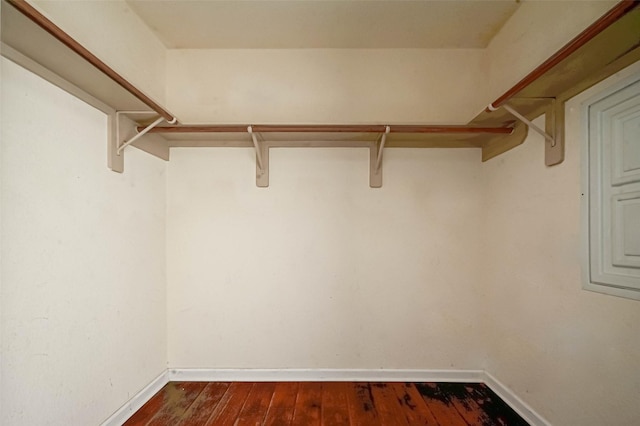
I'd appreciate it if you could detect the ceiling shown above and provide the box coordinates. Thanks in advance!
[126,0,521,49]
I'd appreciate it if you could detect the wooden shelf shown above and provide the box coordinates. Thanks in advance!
[141,124,514,149]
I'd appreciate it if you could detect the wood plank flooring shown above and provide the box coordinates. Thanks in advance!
[124,382,529,426]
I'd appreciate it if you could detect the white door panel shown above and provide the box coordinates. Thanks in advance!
[584,74,640,299]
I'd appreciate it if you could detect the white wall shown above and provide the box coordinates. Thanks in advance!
[0,58,167,425]
[166,147,484,369]
[480,62,640,425]
[166,49,487,124]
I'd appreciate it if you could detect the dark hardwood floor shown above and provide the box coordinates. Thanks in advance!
[124,381,529,425]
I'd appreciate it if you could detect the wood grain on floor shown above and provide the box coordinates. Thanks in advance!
[123,381,529,426]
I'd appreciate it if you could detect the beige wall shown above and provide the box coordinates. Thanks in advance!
[166,49,487,124]
[164,2,616,125]
[166,147,484,369]
[0,58,167,425]
[480,62,640,426]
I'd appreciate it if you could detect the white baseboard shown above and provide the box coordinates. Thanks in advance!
[100,370,169,426]
[483,371,551,426]
[168,368,485,383]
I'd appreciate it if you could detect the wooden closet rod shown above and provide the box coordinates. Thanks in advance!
[6,0,177,123]
[487,0,640,110]
[140,125,513,134]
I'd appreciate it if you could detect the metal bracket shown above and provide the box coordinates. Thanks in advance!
[488,100,564,166]
[248,126,269,187]
[117,116,166,155]
[244,124,391,188]
[109,111,173,173]
[370,125,390,188]
[107,112,123,173]
[544,98,565,166]
[376,125,391,170]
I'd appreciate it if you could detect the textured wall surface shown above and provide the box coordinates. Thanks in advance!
[480,62,640,426]
[1,58,167,425]
[166,147,484,370]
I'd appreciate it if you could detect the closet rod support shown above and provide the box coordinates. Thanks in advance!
[115,111,167,156]
[247,126,265,171]
[375,126,391,170]
[488,103,555,146]
[117,115,174,155]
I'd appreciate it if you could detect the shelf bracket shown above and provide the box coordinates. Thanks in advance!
[248,126,269,187]
[117,116,166,155]
[376,125,391,170]
[544,98,565,166]
[370,126,390,188]
[488,100,564,166]
[109,111,174,173]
